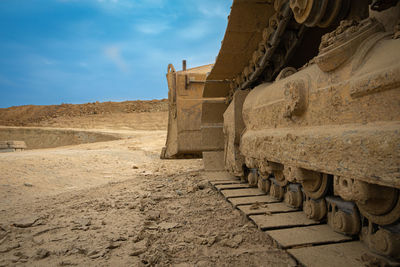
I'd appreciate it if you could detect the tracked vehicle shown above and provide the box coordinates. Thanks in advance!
[161,62,214,159]
[163,0,400,260]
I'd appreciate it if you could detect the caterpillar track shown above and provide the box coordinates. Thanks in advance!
[163,0,400,264]
[207,172,399,267]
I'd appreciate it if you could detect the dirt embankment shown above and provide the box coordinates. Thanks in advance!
[0,100,168,128]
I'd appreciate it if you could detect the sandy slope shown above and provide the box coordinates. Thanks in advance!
[0,104,294,266]
[0,100,168,128]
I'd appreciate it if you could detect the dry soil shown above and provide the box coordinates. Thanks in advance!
[0,100,295,266]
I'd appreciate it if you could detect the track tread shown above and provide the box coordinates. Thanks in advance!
[238,202,297,215]
[266,224,353,249]
[209,180,242,186]
[287,241,392,267]
[207,171,398,266]
[229,195,279,207]
[250,212,320,230]
[215,183,251,190]
[221,188,266,198]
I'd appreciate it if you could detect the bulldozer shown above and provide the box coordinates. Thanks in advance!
[162,0,400,260]
[161,61,214,159]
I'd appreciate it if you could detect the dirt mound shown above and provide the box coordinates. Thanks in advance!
[0,99,168,126]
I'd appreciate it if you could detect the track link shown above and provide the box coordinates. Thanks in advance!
[207,171,400,267]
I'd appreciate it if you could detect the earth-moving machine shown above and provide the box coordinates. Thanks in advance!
[161,61,214,159]
[162,0,400,259]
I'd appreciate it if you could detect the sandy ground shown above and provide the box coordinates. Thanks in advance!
[0,111,295,266]
[0,100,168,127]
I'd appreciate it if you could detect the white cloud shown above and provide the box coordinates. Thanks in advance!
[135,21,169,35]
[144,48,171,63]
[96,0,119,3]
[95,0,134,11]
[196,2,229,19]
[23,54,57,67]
[141,0,166,7]
[57,0,167,10]
[42,58,55,65]
[57,0,134,12]
[79,62,89,68]
[104,45,129,73]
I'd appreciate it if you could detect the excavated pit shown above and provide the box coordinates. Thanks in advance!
[0,127,122,150]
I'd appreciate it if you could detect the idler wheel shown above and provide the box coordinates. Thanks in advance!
[276,67,297,81]
[357,186,400,226]
[371,229,400,257]
[290,0,314,24]
[258,176,271,193]
[290,0,329,27]
[361,222,400,258]
[326,196,361,236]
[317,0,349,28]
[301,172,329,199]
[332,210,359,234]
[303,198,327,221]
[247,169,258,187]
[270,181,285,201]
[284,184,303,208]
[273,170,288,187]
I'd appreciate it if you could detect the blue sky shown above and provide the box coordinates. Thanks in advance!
[0,0,231,108]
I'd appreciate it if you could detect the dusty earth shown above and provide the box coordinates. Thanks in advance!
[0,100,168,128]
[0,101,295,266]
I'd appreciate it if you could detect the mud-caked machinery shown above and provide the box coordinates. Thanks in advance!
[162,0,400,260]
